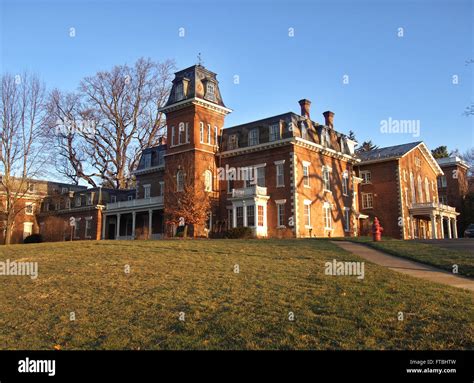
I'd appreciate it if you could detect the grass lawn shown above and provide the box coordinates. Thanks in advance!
[335,236,474,278]
[0,239,472,350]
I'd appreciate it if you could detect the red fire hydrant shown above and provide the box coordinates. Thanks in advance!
[372,217,383,242]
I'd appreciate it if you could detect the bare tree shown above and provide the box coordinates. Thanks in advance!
[46,58,175,189]
[0,73,49,244]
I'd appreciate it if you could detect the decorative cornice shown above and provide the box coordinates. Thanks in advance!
[159,97,232,115]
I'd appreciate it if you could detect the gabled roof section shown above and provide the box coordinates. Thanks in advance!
[357,141,422,162]
[357,141,443,175]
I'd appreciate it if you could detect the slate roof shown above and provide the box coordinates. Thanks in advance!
[357,141,422,162]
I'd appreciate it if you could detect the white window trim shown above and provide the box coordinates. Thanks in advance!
[302,162,311,188]
[360,170,371,184]
[343,207,350,232]
[276,201,286,228]
[143,184,151,199]
[275,162,285,188]
[25,202,34,215]
[323,202,333,230]
[322,166,332,193]
[84,217,93,239]
[361,192,374,209]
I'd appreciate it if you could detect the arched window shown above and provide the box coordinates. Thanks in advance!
[176,170,184,192]
[204,170,212,192]
[424,177,430,202]
[417,175,424,203]
[410,172,415,203]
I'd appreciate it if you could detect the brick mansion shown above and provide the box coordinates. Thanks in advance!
[1,64,471,244]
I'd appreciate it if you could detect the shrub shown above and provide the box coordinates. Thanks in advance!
[223,227,255,239]
[23,234,43,244]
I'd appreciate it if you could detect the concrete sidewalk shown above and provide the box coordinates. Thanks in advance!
[332,241,474,292]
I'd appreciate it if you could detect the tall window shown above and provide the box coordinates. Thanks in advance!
[277,203,285,227]
[236,206,244,227]
[321,129,330,147]
[206,82,215,100]
[214,126,218,146]
[276,163,284,187]
[159,182,164,197]
[323,167,331,191]
[269,124,280,141]
[417,176,423,203]
[247,205,255,226]
[303,163,310,187]
[342,172,348,196]
[301,121,307,140]
[75,196,81,207]
[207,124,211,144]
[175,83,184,101]
[344,208,350,232]
[438,175,447,188]
[87,194,93,205]
[257,205,264,226]
[410,172,416,203]
[256,167,265,187]
[304,202,311,227]
[362,193,373,209]
[360,170,371,184]
[204,170,213,192]
[176,170,184,192]
[178,122,185,144]
[200,122,204,143]
[248,129,259,146]
[144,184,151,199]
[424,178,430,202]
[171,126,175,146]
[324,203,332,229]
[143,153,151,168]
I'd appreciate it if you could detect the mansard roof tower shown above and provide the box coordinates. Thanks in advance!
[159,64,231,236]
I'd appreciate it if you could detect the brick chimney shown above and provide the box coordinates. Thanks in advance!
[323,111,334,129]
[298,99,311,119]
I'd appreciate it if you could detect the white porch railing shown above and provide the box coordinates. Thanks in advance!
[106,196,163,211]
[410,202,456,213]
[231,185,267,198]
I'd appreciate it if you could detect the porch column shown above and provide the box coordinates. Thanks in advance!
[232,205,237,228]
[447,217,452,239]
[116,213,121,240]
[439,215,444,239]
[102,214,107,239]
[132,212,136,239]
[430,214,437,239]
[453,218,458,239]
[409,214,415,239]
[148,209,153,239]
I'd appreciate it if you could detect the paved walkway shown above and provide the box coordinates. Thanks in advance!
[332,241,474,292]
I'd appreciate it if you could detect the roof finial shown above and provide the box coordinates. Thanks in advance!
[197,52,203,66]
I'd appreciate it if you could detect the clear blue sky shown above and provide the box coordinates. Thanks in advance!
[1,0,473,151]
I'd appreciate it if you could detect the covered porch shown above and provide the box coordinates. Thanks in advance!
[408,202,459,240]
[103,196,165,240]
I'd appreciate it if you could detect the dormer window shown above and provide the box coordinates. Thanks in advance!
[175,83,184,101]
[248,129,259,146]
[228,134,238,150]
[301,121,308,140]
[269,124,280,142]
[206,82,216,101]
[143,153,151,168]
[321,128,331,147]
